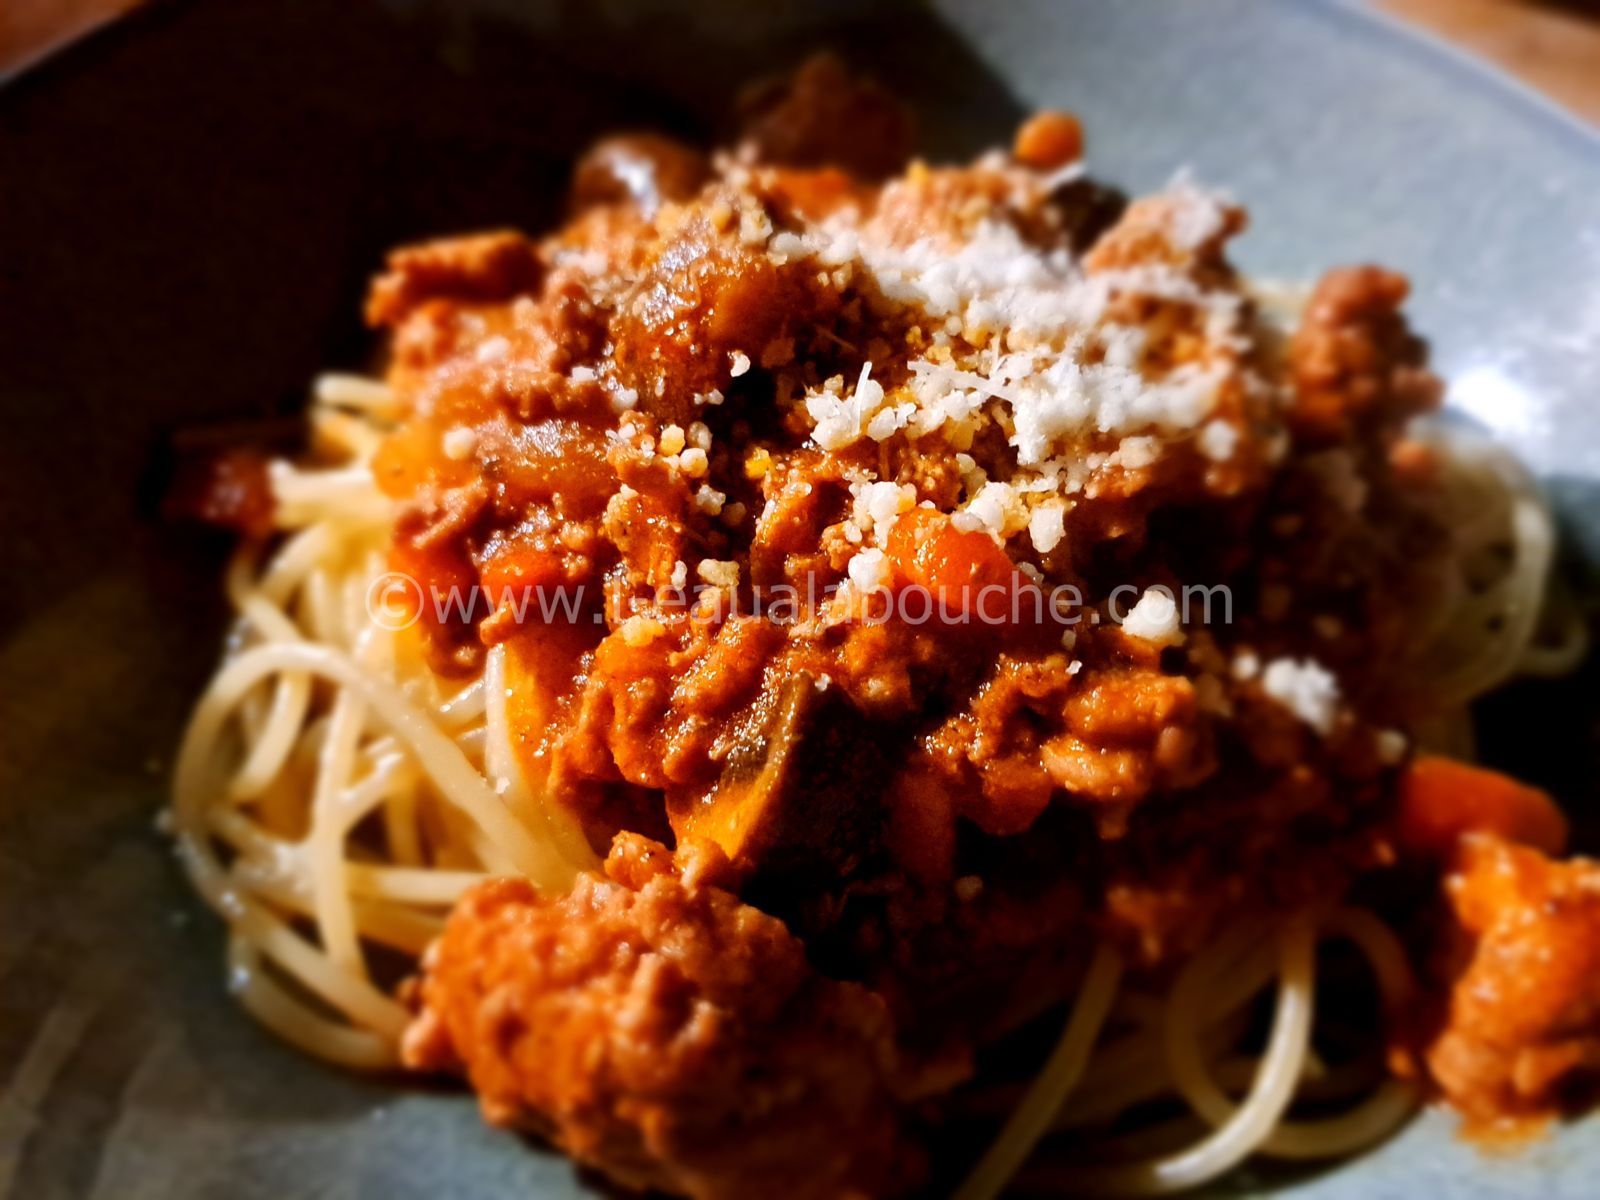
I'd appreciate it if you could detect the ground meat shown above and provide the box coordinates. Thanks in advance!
[1287,266,1443,443]
[404,834,923,1200]
[1427,835,1600,1129]
[366,230,544,328]
[1084,189,1244,273]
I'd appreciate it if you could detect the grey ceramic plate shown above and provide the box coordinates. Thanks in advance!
[2,1,1598,1197]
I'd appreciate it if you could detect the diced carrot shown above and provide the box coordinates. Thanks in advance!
[1013,111,1084,171]
[884,509,1029,621]
[1394,755,1569,861]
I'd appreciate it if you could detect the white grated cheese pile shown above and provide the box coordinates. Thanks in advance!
[1259,657,1342,735]
[1121,588,1185,647]
[747,167,1280,554]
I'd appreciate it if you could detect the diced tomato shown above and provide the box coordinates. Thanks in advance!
[1394,755,1569,861]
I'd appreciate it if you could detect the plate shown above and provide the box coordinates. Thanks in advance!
[2,2,1597,1196]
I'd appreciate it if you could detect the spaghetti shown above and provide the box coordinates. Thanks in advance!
[170,378,594,1068]
[171,371,1559,1190]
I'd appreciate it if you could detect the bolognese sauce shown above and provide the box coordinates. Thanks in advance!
[170,55,1600,1200]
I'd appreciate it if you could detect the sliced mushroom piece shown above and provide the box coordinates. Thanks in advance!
[670,672,894,889]
[569,134,710,218]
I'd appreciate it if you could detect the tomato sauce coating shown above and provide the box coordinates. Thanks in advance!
[345,64,1600,1196]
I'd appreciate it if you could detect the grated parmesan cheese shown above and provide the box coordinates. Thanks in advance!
[764,172,1269,556]
[1161,174,1231,251]
[1114,436,1162,470]
[474,335,510,363]
[1197,418,1238,462]
[694,485,725,516]
[1027,501,1067,553]
[851,480,916,537]
[619,615,666,647]
[1121,588,1183,646]
[1375,729,1408,766]
[697,559,740,590]
[952,480,1018,540]
[441,426,477,461]
[807,362,889,451]
[1260,657,1340,735]
[846,547,891,592]
[738,205,773,246]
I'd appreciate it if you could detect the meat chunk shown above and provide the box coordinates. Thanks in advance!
[1286,266,1442,442]
[404,835,921,1200]
[1084,188,1244,273]
[366,230,543,327]
[1427,835,1600,1128]
[735,52,913,180]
